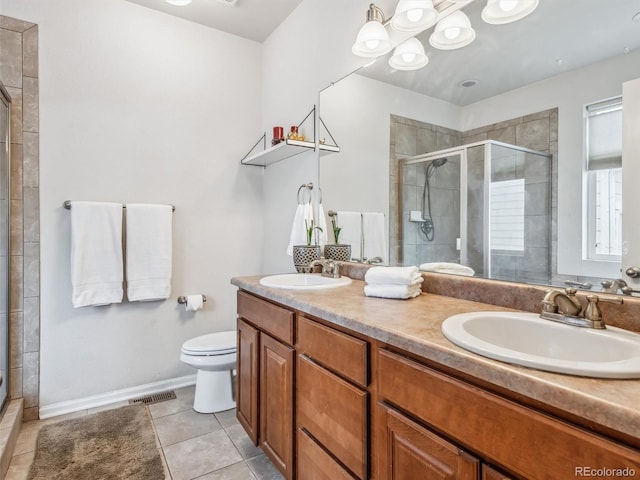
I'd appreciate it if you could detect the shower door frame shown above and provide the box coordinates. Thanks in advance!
[0,83,11,412]
[403,140,552,277]
[402,147,469,267]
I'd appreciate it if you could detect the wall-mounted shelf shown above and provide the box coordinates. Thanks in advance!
[241,139,340,167]
[240,106,340,168]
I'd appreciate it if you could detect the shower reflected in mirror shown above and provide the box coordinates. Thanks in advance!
[420,157,448,242]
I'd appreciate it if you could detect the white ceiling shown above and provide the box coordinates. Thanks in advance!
[125,0,302,42]
[358,0,640,105]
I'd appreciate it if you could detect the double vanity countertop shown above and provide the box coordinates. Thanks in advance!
[231,275,640,444]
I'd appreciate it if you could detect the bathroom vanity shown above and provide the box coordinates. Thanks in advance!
[232,275,640,480]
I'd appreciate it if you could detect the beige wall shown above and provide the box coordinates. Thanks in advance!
[0,15,40,421]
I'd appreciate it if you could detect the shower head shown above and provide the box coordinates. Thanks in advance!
[431,157,448,168]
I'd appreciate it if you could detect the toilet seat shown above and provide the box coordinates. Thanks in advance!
[181,331,236,356]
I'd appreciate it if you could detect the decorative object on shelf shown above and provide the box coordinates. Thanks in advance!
[272,126,284,146]
[352,0,539,71]
[240,106,340,167]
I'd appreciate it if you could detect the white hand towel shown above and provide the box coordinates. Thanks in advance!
[364,283,422,299]
[70,201,124,308]
[336,211,362,260]
[419,262,475,277]
[126,204,173,301]
[286,203,313,256]
[365,266,423,286]
[317,203,328,247]
[363,212,387,264]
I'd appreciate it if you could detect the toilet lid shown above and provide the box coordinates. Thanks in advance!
[182,331,236,355]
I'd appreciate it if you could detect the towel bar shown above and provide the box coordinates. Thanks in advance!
[63,200,175,212]
[177,295,206,304]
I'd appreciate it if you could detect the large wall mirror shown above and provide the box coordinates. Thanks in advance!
[319,0,640,292]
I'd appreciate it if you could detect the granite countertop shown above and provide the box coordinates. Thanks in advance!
[231,275,640,443]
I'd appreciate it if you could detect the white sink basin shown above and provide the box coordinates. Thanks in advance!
[441,311,640,378]
[259,273,352,290]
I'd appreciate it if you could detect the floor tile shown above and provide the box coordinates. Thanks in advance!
[246,455,284,480]
[215,408,240,429]
[224,424,262,460]
[87,400,129,415]
[196,461,257,479]
[154,408,222,447]
[12,424,38,455]
[149,386,196,419]
[4,450,34,480]
[163,429,243,480]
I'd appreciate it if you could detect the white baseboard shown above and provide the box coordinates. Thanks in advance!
[39,374,197,419]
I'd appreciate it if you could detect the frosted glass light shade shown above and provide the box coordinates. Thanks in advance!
[352,20,392,57]
[482,0,539,24]
[429,11,476,50]
[391,0,438,32]
[389,38,428,70]
[166,0,193,5]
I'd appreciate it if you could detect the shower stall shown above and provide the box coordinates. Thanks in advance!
[399,140,553,284]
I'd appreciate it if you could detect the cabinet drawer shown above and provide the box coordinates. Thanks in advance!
[297,428,355,480]
[237,291,294,345]
[297,315,368,386]
[377,349,640,480]
[297,355,368,479]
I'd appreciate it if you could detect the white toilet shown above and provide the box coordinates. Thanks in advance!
[180,331,237,413]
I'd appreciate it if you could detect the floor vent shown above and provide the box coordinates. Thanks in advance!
[129,390,177,406]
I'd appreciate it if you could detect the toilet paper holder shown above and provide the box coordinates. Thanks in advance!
[177,295,207,304]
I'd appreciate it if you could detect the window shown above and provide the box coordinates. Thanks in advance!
[490,179,525,252]
[585,97,622,260]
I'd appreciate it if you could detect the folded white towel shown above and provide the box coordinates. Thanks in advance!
[287,203,313,256]
[364,283,422,299]
[365,266,423,286]
[70,201,124,308]
[126,204,173,302]
[363,212,387,264]
[419,262,475,277]
[336,211,361,260]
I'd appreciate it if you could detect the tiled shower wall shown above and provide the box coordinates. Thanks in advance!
[389,109,558,280]
[0,15,41,421]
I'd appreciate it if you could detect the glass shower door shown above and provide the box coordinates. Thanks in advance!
[0,84,10,410]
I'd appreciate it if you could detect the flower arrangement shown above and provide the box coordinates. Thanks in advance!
[305,219,323,246]
[331,216,342,244]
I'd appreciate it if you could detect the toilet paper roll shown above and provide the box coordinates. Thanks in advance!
[184,295,203,312]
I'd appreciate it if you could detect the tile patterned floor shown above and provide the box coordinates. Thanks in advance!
[4,386,285,480]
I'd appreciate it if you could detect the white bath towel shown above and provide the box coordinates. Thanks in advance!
[287,203,314,256]
[364,283,422,299]
[336,211,362,260]
[419,262,475,277]
[70,201,124,308]
[126,203,173,301]
[363,212,387,264]
[365,266,423,286]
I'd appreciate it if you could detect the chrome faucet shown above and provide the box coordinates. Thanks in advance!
[540,287,622,329]
[309,258,341,279]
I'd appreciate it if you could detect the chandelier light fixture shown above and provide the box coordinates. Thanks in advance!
[352,0,539,70]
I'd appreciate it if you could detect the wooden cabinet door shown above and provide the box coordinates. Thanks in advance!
[380,404,479,480]
[260,334,294,480]
[237,318,259,445]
